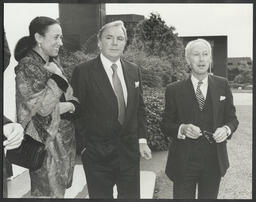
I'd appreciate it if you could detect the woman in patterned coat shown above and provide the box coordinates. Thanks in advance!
[14,16,79,198]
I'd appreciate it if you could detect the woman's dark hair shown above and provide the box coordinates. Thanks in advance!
[14,16,58,61]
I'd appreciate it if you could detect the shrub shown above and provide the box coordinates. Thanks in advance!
[123,12,188,88]
[233,69,253,84]
[144,87,171,151]
[59,47,97,81]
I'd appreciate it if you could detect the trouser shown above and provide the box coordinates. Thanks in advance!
[173,139,221,199]
[82,153,140,199]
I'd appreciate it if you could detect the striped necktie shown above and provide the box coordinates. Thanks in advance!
[111,63,125,125]
[196,81,205,111]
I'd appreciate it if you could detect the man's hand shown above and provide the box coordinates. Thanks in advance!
[139,143,152,160]
[213,127,228,143]
[3,123,24,150]
[180,124,202,139]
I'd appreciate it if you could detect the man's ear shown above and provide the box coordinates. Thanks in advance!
[185,57,190,66]
[98,41,102,50]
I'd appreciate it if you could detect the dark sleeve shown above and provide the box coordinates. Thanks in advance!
[4,31,11,71]
[137,67,147,139]
[50,74,68,92]
[223,79,239,139]
[70,65,86,154]
[71,65,82,101]
[160,85,180,140]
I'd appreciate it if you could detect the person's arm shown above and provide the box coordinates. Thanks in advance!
[15,60,68,128]
[213,79,239,143]
[60,85,80,120]
[137,67,147,139]
[160,85,180,140]
[71,64,86,155]
[223,79,239,137]
[136,67,151,160]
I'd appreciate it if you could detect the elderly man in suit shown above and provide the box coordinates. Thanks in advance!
[71,20,151,199]
[161,38,239,199]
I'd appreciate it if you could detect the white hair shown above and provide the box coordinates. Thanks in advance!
[185,38,212,64]
[97,20,127,42]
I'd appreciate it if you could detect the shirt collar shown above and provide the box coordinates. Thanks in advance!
[191,74,208,88]
[100,53,121,70]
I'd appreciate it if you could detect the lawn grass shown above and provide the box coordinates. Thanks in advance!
[152,105,252,199]
[231,89,252,93]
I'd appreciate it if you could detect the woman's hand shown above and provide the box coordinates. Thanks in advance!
[45,62,68,82]
[44,62,63,76]
[59,102,75,114]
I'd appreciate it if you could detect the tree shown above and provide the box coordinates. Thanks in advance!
[123,12,188,87]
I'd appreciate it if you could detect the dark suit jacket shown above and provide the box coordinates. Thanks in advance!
[161,74,239,181]
[71,56,146,168]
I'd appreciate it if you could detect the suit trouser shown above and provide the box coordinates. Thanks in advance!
[82,152,140,199]
[173,138,221,199]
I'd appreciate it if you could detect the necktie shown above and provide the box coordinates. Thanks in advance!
[111,63,125,125]
[196,81,205,111]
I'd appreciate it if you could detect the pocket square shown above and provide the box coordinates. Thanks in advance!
[220,96,226,101]
[135,81,140,88]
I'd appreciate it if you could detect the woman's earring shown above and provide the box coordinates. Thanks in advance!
[38,43,42,48]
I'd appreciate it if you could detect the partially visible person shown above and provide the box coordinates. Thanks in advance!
[14,16,79,198]
[71,20,151,199]
[3,29,24,198]
[161,38,239,199]
[3,118,24,198]
[4,29,11,70]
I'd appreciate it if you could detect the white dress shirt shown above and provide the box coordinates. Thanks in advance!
[100,53,147,144]
[100,53,128,105]
[177,74,231,139]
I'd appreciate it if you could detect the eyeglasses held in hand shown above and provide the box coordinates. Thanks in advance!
[202,131,215,144]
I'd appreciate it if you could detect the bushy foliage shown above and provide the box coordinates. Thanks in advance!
[59,47,97,81]
[227,60,252,84]
[233,69,253,84]
[144,87,171,151]
[123,13,188,88]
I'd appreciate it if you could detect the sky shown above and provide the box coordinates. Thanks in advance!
[106,3,253,58]
[2,3,253,119]
[4,3,253,58]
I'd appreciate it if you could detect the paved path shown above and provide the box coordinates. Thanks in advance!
[6,92,252,198]
[232,93,252,106]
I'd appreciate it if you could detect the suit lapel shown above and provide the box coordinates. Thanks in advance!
[92,56,118,113]
[177,77,197,122]
[121,59,136,125]
[208,75,218,129]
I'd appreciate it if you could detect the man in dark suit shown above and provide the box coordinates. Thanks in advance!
[161,38,239,199]
[71,20,151,199]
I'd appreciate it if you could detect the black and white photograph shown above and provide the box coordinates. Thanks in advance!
[2,1,253,199]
